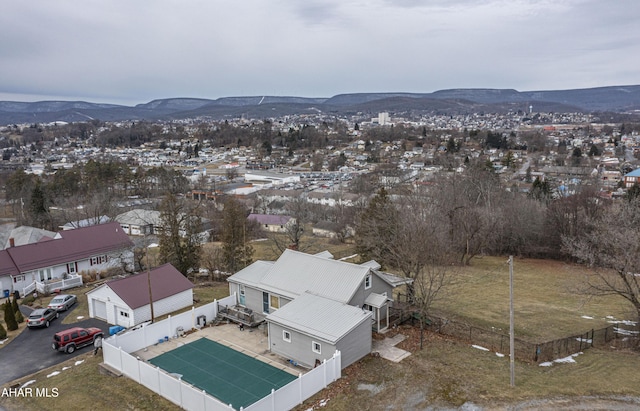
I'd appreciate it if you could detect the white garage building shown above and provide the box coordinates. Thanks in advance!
[87,263,194,327]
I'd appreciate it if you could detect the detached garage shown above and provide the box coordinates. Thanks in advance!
[87,263,194,327]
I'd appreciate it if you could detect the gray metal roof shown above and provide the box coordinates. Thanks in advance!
[360,260,381,270]
[114,209,161,226]
[266,292,371,344]
[227,260,274,287]
[259,249,371,303]
[364,292,388,308]
[313,250,334,259]
[374,270,413,287]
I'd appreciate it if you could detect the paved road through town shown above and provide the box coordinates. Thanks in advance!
[0,305,109,387]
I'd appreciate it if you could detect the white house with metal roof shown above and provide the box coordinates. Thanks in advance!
[226,249,412,369]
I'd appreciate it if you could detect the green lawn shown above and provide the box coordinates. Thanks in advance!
[431,256,632,342]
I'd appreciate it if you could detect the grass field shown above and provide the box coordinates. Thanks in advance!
[431,256,633,342]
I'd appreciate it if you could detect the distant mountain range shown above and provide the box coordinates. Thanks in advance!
[1,85,639,125]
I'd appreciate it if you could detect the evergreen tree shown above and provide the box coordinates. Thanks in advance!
[0,319,6,339]
[221,198,254,273]
[355,188,398,264]
[3,301,18,331]
[529,176,553,202]
[15,308,24,324]
[11,296,19,314]
[11,294,23,323]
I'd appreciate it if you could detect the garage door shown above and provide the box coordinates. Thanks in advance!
[93,299,107,321]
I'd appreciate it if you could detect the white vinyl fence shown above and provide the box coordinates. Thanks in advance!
[103,294,341,411]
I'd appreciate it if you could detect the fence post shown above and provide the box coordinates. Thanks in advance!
[323,359,327,386]
[298,373,303,405]
[579,334,582,352]
[271,388,275,411]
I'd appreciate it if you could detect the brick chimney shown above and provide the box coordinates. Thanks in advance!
[9,237,14,248]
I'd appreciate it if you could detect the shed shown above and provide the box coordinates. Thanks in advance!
[87,263,194,327]
[266,292,372,369]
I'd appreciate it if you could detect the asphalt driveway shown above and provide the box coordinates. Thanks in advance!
[0,305,109,387]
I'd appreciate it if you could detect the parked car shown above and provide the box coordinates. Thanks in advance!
[52,327,103,354]
[27,308,59,328]
[48,294,77,312]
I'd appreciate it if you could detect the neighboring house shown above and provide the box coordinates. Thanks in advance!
[0,222,134,297]
[87,263,194,327]
[312,221,354,239]
[115,208,211,242]
[226,249,412,368]
[624,168,640,188]
[244,171,300,186]
[0,226,56,250]
[247,213,296,233]
[114,209,162,236]
[59,215,111,230]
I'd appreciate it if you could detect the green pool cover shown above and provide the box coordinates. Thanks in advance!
[149,337,297,409]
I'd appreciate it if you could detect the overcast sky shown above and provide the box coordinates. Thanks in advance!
[1,0,638,106]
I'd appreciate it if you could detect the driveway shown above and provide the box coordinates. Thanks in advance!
[0,305,109,387]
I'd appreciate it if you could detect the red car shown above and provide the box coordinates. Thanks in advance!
[52,327,103,354]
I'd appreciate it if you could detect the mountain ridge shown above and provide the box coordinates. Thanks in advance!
[1,85,639,125]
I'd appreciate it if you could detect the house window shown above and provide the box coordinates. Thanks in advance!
[283,330,291,342]
[67,262,77,274]
[38,269,52,281]
[90,255,107,266]
[365,273,372,290]
[270,295,280,310]
[13,275,26,283]
[312,341,321,354]
[120,311,129,318]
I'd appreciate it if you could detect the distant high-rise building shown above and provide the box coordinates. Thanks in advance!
[378,112,390,125]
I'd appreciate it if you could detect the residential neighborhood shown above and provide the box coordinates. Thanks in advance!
[1,105,640,411]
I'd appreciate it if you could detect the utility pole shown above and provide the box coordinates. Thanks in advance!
[509,255,515,387]
[145,231,155,323]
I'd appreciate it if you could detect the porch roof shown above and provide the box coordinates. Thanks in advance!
[364,292,388,308]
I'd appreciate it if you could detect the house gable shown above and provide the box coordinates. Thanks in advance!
[105,263,194,309]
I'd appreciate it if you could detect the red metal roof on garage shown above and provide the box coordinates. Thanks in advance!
[105,263,194,309]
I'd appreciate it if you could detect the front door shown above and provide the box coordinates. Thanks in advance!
[262,292,269,314]
[239,285,246,306]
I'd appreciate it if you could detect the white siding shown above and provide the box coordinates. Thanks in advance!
[87,285,130,325]
[132,289,194,325]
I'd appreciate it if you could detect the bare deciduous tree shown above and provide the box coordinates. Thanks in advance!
[563,199,640,325]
